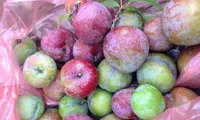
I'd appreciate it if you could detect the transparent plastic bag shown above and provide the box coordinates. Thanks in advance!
[1,0,200,120]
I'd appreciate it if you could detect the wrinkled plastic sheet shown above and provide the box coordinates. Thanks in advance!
[1,0,200,120]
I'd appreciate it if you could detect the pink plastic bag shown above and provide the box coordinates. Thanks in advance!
[1,0,200,120]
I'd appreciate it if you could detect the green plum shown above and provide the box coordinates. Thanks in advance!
[116,8,143,29]
[16,94,45,120]
[88,88,112,117]
[147,53,177,79]
[131,84,165,120]
[23,52,57,88]
[58,95,88,118]
[137,60,175,93]
[100,113,123,120]
[14,38,37,65]
[98,59,132,93]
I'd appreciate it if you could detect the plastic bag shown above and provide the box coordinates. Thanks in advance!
[1,0,200,120]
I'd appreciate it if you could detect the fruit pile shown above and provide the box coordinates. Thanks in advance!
[13,0,200,120]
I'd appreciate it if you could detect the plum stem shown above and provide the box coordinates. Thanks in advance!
[81,99,88,104]
[93,56,97,62]
[77,73,82,78]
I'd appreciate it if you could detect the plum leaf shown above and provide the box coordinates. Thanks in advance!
[129,0,163,10]
[100,0,120,7]
[58,14,71,28]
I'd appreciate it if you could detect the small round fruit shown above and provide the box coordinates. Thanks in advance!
[116,9,143,29]
[144,15,172,51]
[43,71,65,101]
[58,95,88,118]
[73,40,104,63]
[23,52,57,88]
[147,53,177,79]
[103,26,149,73]
[98,59,132,93]
[131,84,165,120]
[178,45,200,73]
[137,60,175,93]
[171,87,198,106]
[162,0,200,45]
[61,58,98,98]
[112,88,137,119]
[63,114,93,120]
[39,108,62,120]
[16,94,45,120]
[41,28,75,62]
[88,88,112,117]
[72,1,112,44]
[14,38,37,65]
[100,113,122,120]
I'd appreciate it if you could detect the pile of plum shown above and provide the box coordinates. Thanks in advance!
[13,0,200,120]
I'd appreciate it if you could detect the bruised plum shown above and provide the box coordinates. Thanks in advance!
[72,1,112,44]
[63,114,93,120]
[178,45,200,73]
[43,71,65,101]
[73,40,104,63]
[103,26,149,73]
[112,88,137,119]
[41,29,75,62]
[162,0,200,45]
[144,15,172,51]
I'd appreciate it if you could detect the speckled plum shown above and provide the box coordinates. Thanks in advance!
[73,40,104,63]
[39,108,62,120]
[162,0,200,45]
[112,88,137,119]
[103,26,149,73]
[72,1,112,44]
[41,29,75,62]
[144,15,172,51]
[61,58,98,98]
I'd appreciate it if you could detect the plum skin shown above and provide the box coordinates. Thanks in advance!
[103,26,149,73]
[112,88,137,119]
[97,59,132,93]
[39,108,62,120]
[72,1,112,44]
[162,0,200,46]
[131,84,165,120]
[144,15,172,51]
[63,114,93,120]
[16,94,45,120]
[61,58,98,98]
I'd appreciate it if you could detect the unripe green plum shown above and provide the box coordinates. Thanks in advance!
[16,94,45,120]
[58,95,88,118]
[147,53,177,79]
[116,9,143,29]
[131,84,165,120]
[137,60,175,93]
[14,39,37,65]
[97,59,132,93]
[88,88,112,117]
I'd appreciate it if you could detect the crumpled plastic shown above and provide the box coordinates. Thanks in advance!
[1,0,200,120]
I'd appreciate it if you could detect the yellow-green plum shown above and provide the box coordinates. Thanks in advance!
[131,84,165,120]
[23,52,57,88]
[100,113,123,120]
[14,39,37,65]
[16,94,45,120]
[88,88,112,117]
[58,95,88,118]
[97,59,132,93]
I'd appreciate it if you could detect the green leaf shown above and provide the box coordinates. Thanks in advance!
[57,14,71,28]
[100,0,120,8]
[123,6,144,15]
[129,0,163,10]
[143,14,155,22]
